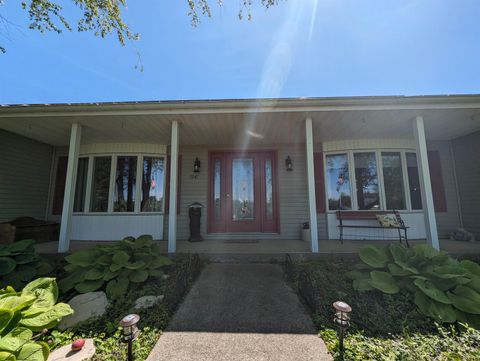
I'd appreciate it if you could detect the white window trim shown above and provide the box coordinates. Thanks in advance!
[324,148,423,213]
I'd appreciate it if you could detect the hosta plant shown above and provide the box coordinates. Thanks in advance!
[58,235,173,299]
[347,243,480,327]
[0,239,53,289]
[0,278,73,361]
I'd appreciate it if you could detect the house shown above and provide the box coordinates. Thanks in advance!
[0,95,479,254]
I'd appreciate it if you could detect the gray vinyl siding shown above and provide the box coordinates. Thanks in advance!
[452,131,480,239]
[0,130,53,222]
[427,141,462,238]
[165,144,316,241]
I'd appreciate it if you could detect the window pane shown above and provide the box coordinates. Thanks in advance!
[114,156,137,212]
[52,156,68,215]
[354,152,380,210]
[265,158,273,220]
[141,157,164,212]
[326,154,351,210]
[406,153,422,210]
[382,152,405,210]
[214,159,221,220]
[90,156,112,212]
[73,157,89,212]
[232,158,254,220]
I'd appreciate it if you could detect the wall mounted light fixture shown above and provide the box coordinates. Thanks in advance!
[285,156,293,171]
[194,157,201,173]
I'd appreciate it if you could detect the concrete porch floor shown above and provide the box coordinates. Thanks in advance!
[34,238,480,256]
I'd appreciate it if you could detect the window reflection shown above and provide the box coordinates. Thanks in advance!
[214,159,221,220]
[382,152,406,210]
[326,154,352,210]
[141,157,164,212]
[114,156,137,212]
[265,159,273,220]
[354,152,379,210]
[406,153,423,210]
[90,156,112,212]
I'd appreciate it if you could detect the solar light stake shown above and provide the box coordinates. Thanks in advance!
[333,301,351,352]
[120,314,140,361]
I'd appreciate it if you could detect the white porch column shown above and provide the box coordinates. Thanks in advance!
[305,117,319,253]
[413,116,440,250]
[168,121,179,253]
[58,123,82,253]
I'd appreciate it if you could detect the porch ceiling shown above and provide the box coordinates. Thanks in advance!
[0,96,479,146]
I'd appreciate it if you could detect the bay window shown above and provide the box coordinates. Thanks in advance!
[114,156,137,212]
[323,149,426,212]
[141,157,165,212]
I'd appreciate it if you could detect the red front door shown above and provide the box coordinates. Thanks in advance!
[208,150,278,233]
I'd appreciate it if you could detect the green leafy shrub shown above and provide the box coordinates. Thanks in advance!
[0,239,53,289]
[347,244,480,327]
[320,323,480,361]
[58,235,173,299]
[0,278,73,361]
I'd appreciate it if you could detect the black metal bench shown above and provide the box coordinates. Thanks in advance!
[336,210,409,247]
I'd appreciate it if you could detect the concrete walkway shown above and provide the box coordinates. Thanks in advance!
[147,263,331,361]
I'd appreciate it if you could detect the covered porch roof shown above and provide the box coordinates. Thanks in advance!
[1,95,480,146]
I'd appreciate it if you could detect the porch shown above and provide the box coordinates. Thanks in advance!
[1,95,480,255]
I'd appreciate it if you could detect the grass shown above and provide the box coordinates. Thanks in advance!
[285,255,480,361]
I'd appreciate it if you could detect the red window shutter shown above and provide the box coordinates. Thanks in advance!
[427,150,447,212]
[52,156,68,215]
[165,155,182,214]
[314,152,326,213]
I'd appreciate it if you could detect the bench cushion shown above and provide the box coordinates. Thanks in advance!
[376,214,400,228]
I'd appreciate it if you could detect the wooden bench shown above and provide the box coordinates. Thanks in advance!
[336,210,409,247]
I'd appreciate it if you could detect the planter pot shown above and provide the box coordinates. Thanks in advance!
[302,229,311,243]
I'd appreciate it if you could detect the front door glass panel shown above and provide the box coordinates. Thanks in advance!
[231,158,254,221]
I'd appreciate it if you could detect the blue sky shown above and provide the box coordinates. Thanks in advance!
[1,0,479,104]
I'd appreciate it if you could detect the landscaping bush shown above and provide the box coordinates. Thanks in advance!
[347,244,480,327]
[0,239,53,289]
[58,235,173,299]
[0,278,73,361]
[49,253,203,361]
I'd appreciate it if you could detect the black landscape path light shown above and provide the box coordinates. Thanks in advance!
[333,301,351,352]
[120,314,140,361]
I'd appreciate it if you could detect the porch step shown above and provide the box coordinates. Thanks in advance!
[178,252,325,263]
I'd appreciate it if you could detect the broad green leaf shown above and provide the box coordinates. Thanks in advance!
[0,257,16,276]
[65,250,95,267]
[0,309,14,332]
[22,278,58,304]
[394,260,419,274]
[368,271,400,294]
[103,269,118,281]
[16,342,48,361]
[125,261,146,270]
[129,270,149,283]
[6,240,35,255]
[19,303,73,331]
[134,234,153,247]
[57,271,85,293]
[447,286,480,315]
[460,259,480,277]
[74,280,104,294]
[387,263,413,276]
[96,254,112,266]
[359,246,390,269]
[0,295,36,313]
[109,264,123,272]
[16,266,37,282]
[13,253,36,265]
[0,327,32,352]
[149,256,173,269]
[148,269,164,277]
[84,268,104,280]
[0,351,16,361]
[414,291,456,323]
[431,265,468,279]
[34,262,53,276]
[389,243,409,263]
[112,251,129,266]
[353,278,374,292]
[413,278,452,304]
[106,278,129,299]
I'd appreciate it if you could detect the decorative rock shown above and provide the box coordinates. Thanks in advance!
[47,338,95,361]
[58,292,109,330]
[133,295,164,310]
